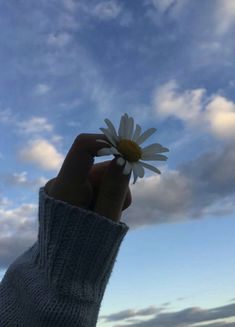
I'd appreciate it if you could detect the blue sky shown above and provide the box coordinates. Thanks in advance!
[0,0,235,326]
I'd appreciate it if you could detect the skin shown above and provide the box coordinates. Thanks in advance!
[44,133,132,222]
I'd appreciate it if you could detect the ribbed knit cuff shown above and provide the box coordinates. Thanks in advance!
[35,187,129,304]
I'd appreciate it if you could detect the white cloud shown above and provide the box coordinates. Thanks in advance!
[92,0,122,20]
[17,117,54,134]
[153,80,205,125]
[47,32,72,47]
[17,138,64,171]
[215,0,235,35]
[153,80,235,141]
[205,96,235,140]
[34,83,50,95]
[0,201,38,268]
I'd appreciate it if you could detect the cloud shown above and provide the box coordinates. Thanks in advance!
[17,117,54,134]
[153,80,235,141]
[146,0,180,14]
[101,302,235,327]
[124,143,235,229]
[0,195,12,207]
[0,202,38,269]
[153,80,205,125]
[62,0,77,12]
[215,0,235,35]
[0,171,47,190]
[0,108,17,124]
[205,96,235,140]
[34,83,51,95]
[92,0,122,20]
[47,32,72,47]
[17,138,64,171]
[144,0,187,25]
[100,306,162,322]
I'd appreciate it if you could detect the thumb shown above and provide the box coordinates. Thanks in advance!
[94,156,132,222]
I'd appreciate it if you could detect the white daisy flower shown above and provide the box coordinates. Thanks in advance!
[96,113,169,184]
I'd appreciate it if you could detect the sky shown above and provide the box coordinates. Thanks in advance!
[0,0,235,326]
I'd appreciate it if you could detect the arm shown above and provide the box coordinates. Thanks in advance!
[0,186,129,327]
[0,133,132,327]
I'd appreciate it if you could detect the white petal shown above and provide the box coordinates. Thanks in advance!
[132,124,142,142]
[141,153,168,161]
[123,160,132,175]
[160,147,170,152]
[132,164,139,184]
[123,113,129,138]
[117,157,125,166]
[136,128,157,145]
[104,119,118,141]
[99,128,117,147]
[96,139,111,145]
[133,162,145,178]
[126,116,134,140]
[97,148,113,156]
[141,143,168,154]
[138,161,161,174]
[118,114,126,138]
[110,147,121,155]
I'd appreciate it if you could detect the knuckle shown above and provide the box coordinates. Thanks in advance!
[75,133,87,144]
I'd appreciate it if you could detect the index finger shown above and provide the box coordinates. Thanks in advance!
[56,133,112,186]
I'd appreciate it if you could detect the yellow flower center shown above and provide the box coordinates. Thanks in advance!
[117,139,142,162]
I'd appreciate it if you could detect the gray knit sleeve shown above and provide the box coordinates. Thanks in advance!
[0,186,129,327]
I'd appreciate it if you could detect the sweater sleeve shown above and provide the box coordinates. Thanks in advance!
[0,186,129,327]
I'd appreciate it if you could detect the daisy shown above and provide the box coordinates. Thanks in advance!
[96,113,169,184]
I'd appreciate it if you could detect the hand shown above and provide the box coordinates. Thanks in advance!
[44,133,132,222]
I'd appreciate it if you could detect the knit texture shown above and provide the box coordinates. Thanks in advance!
[0,186,129,326]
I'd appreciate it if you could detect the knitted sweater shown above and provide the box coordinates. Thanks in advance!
[0,186,129,326]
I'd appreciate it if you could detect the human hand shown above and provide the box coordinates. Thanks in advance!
[44,133,132,222]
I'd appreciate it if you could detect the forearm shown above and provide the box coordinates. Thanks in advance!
[0,187,129,327]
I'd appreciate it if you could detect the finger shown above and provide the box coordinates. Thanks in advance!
[56,133,112,187]
[94,157,132,222]
[88,160,132,211]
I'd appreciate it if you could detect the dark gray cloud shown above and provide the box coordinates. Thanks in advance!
[99,302,235,327]
[99,305,163,322]
[124,143,235,229]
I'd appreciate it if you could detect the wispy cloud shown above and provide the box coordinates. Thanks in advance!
[47,32,72,47]
[0,108,18,124]
[33,83,51,95]
[17,117,54,134]
[0,171,47,189]
[92,0,123,20]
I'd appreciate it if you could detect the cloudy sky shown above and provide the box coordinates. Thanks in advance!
[0,0,235,326]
